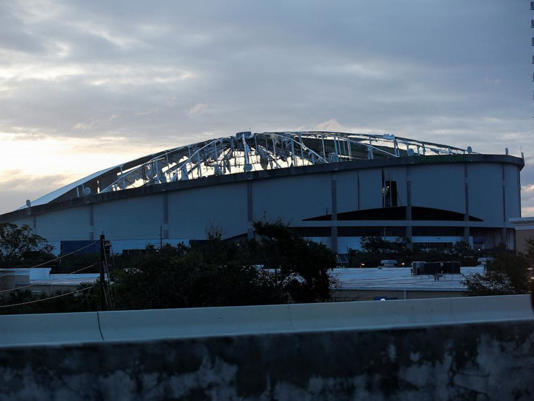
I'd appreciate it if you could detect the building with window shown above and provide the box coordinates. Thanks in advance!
[0,131,524,255]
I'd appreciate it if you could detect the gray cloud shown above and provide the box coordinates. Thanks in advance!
[0,0,533,213]
[0,170,71,212]
[522,183,534,215]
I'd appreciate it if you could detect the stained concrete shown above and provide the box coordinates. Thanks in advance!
[1,320,533,401]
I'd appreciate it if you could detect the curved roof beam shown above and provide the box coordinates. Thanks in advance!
[23,131,474,207]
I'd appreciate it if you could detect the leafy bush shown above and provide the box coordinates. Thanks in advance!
[0,222,336,314]
[252,221,335,302]
[463,247,532,296]
[111,240,284,309]
[112,222,335,309]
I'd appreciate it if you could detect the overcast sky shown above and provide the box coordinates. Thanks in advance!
[0,0,533,215]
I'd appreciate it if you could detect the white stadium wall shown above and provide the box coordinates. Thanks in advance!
[411,164,465,214]
[167,183,248,239]
[0,155,523,255]
[253,174,331,222]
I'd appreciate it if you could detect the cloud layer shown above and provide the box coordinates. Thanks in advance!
[0,0,532,214]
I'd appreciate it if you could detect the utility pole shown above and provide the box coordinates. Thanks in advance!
[99,234,106,310]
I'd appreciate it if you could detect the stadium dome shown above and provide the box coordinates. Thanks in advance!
[1,131,523,255]
[26,131,472,208]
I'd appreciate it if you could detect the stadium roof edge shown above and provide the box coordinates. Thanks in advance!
[1,153,524,222]
[17,131,505,210]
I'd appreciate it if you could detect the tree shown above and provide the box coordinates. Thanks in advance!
[0,223,53,267]
[251,221,335,302]
[447,240,480,266]
[111,240,284,310]
[348,236,417,267]
[1,221,337,314]
[525,238,534,262]
[111,221,336,309]
[463,246,532,296]
[0,285,100,315]
[348,237,486,268]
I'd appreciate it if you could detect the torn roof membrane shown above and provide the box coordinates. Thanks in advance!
[22,131,472,208]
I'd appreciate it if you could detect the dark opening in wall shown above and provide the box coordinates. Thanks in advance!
[304,206,482,222]
[338,226,406,237]
[290,227,332,237]
[411,207,481,221]
[413,242,455,250]
[412,226,464,236]
[338,227,383,236]
[384,226,405,236]
[383,180,398,208]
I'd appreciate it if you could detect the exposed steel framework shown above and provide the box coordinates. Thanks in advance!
[26,131,473,207]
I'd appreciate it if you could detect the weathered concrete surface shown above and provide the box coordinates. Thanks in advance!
[1,320,533,401]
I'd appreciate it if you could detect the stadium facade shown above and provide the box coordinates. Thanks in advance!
[0,132,524,254]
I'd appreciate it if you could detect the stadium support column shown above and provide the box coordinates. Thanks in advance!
[405,166,412,248]
[89,203,94,240]
[518,167,522,218]
[331,173,338,254]
[501,164,507,248]
[464,164,470,244]
[247,180,253,240]
[162,192,169,240]
[356,171,361,210]
[99,234,106,311]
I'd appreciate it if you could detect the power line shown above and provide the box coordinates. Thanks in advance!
[18,240,99,270]
[69,263,98,275]
[0,263,97,295]
[0,285,95,309]
[102,245,114,309]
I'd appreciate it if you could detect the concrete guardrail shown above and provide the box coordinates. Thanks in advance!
[0,294,532,348]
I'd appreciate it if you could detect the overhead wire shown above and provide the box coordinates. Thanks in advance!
[0,263,98,294]
[0,239,109,310]
[15,240,99,269]
[0,285,95,309]
[0,240,100,296]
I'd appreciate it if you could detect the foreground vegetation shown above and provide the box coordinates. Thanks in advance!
[1,222,532,314]
[0,222,54,268]
[0,222,335,314]
[348,236,497,267]
[462,241,533,296]
[349,235,533,296]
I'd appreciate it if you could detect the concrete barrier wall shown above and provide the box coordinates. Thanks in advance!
[1,296,533,400]
[0,295,532,347]
[0,311,103,346]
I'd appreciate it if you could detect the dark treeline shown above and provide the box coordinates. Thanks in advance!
[0,222,336,314]
[1,223,532,314]
[348,236,500,267]
[348,235,533,295]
